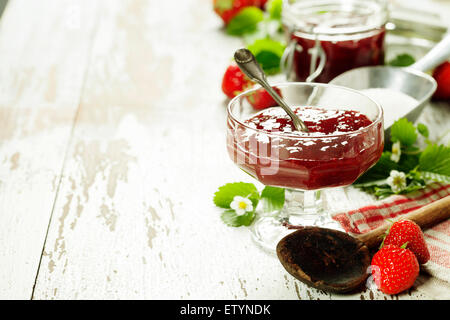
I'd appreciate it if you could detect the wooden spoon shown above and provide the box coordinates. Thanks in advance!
[276,196,450,293]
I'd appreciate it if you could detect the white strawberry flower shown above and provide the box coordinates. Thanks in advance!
[386,170,407,193]
[390,141,401,163]
[230,196,253,216]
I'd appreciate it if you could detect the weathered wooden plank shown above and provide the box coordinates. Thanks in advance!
[0,0,99,299]
[33,0,259,300]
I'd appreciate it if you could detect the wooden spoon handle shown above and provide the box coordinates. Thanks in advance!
[356,196,450,249]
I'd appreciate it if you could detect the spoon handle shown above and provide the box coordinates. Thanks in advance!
[259,82,309,132]
[234,48,309,132]
[356,196,450,249]
[411,33,450,72]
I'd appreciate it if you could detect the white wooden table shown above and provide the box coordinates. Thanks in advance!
[0,0,449,300]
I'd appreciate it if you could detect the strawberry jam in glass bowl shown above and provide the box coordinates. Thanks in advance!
[227,83,383,252]
[282,0,388,83]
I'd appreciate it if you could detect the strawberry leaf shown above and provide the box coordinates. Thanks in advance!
[380,222,393,249]
[417,123,429,138]
[213,182,260,209]
[221,210,255,227]
[226,7,264,36]
[214,0,234,12]
[268,0,283,20]
[388,53,415,67]
[390,118,417,147]
[418,143,450,176]
[355,153,399,184]
[247,38,286,74]
[260,186,285,212]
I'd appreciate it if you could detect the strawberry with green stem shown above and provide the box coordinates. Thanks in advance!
[213,0,267,25]
[221,64,254,99]
[381,219,430,264]
[246,86,281,110]
[371,244,420,295]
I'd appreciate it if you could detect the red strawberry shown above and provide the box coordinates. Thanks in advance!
[222,64,254,99]
[432,61,450,100]
[214,0,267,25]
[258,0,268,9]
[247,87,281,110]
[371,245,419,295]
[382,219,430,264]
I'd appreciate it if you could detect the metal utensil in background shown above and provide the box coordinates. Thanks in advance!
[234,48,309,133]
[330,33,450,137]
[0,0,8,19]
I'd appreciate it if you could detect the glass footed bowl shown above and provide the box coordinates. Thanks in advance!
[226,82,384,253]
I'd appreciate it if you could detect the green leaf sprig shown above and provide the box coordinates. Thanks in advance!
[213,182,285,227]
[387,53,416,67]
[225,0,286,75]
[226,7,264,36]
[354,118,450,198]
[247,38,286,75]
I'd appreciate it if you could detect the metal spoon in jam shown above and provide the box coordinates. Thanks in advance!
[234,48,309,133]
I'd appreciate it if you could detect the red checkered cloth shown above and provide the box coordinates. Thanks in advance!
[332,183,450,293]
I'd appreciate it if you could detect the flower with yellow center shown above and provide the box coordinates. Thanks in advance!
[230,196,253,216]
[386,170,407,193]
[390,141,401,163]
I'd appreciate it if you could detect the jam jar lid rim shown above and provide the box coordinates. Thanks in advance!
[282,0,389,36]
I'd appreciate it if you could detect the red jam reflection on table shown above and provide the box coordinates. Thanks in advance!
[228,107,384,190]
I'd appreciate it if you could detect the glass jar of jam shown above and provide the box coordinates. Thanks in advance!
[282,0,388,83]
